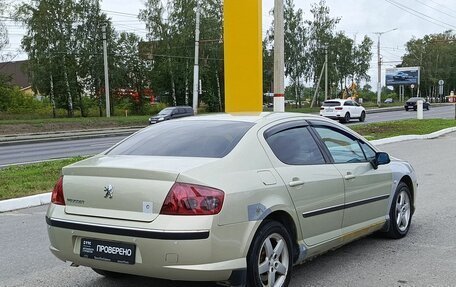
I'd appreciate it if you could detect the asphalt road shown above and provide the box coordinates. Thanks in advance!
[0,136,125,167]
[0,105,454,167]
[1,132,456,287]
[358,105,455,124]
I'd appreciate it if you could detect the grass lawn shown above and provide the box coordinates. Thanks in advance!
[0,157,85,200]
[351,119,456,141]
[1,119,455,201]
[0,116,149,135]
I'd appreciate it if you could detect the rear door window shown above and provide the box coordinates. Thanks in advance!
[265,127,326,165]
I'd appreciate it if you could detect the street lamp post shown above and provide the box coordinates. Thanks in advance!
[374,28,398,107]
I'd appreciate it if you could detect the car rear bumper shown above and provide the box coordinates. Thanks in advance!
[46,206,252,282]
[320,113,343,120]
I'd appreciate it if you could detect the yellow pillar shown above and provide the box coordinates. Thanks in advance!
[224,0,263,113]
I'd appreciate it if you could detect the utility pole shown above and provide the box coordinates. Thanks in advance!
[325,48,328,101]
[102,24,111,118]
[274,0,285,112]
[374,28,398,107]
[192,0,200,115]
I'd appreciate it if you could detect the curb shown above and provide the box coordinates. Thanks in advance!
[0,192,51,213]
[371,127,456,146]
[1,127,455,213]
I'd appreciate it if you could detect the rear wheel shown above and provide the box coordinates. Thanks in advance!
[247,221,293,287]
[359,111,366,122]
[340,113,350,123]
[92,268,125,278]
[426,105,430,111]
[405,107,409,111]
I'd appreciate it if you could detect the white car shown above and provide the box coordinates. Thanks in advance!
[320,99,366,123]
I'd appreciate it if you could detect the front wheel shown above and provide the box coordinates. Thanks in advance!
[385,182,413,239]
[247,221,293,287]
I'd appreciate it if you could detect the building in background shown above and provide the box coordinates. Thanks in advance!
[0,60,34,96]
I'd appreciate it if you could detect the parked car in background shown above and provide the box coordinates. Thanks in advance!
[149,106,194,124]
[384,98,394,104]
[404,97,430,111]
[46,113,417,287]
[320,99,366,123]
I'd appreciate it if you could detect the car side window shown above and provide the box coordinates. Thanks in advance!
[314,127,366,164]
[359,141,376,160]
[266,127,325,165]
[344,101,353,106]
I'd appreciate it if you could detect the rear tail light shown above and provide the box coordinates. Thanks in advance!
[51,176,65,205]
[160,183,224,216]
[320,107,324,110]
[335,107,343,110]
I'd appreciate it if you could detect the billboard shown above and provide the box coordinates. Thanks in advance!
[385,67,420,86]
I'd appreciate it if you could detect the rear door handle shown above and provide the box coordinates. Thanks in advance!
[289,180,305,187]
[344,174,356,180]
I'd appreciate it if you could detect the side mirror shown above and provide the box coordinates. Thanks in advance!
[370,152,391,170]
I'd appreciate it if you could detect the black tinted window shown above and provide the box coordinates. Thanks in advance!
[323,101,341,107]
[266,127,325,165]
[344,101,353,106]
[108,121,254,158]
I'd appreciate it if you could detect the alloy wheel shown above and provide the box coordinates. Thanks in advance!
[258,233,290,287]
[395,190,411,232]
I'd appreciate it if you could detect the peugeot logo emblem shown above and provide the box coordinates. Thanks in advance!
[104,185,114,199]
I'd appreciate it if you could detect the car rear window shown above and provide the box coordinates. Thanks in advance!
[323,101,341,107]
[107,120,254,158]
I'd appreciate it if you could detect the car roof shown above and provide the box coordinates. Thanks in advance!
[177,112,330,125]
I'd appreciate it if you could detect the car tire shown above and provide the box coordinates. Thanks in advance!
[426,105,430,111]
[405,108,409,112]
[359,111,366,122]
[385,182,413,239]
[92,268,125,278]
[247,220,293,287]
[341,113,350,123]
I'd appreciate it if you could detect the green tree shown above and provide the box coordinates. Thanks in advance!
[16,0,109,117]
[284,0,307,107]
[402,31,456,100]
[140,0,224,111]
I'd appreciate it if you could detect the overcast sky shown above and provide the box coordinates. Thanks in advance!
[4,0,456,89]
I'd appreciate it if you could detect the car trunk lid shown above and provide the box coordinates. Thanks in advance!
[62,155,216,222]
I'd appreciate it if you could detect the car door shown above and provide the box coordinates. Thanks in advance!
[346,100,361,118]
[310,122,392,232]
[261,120,345,247]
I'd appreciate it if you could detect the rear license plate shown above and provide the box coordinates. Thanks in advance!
[408,106,414,108]
[80,238,136,265]
[326,108,334,112]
